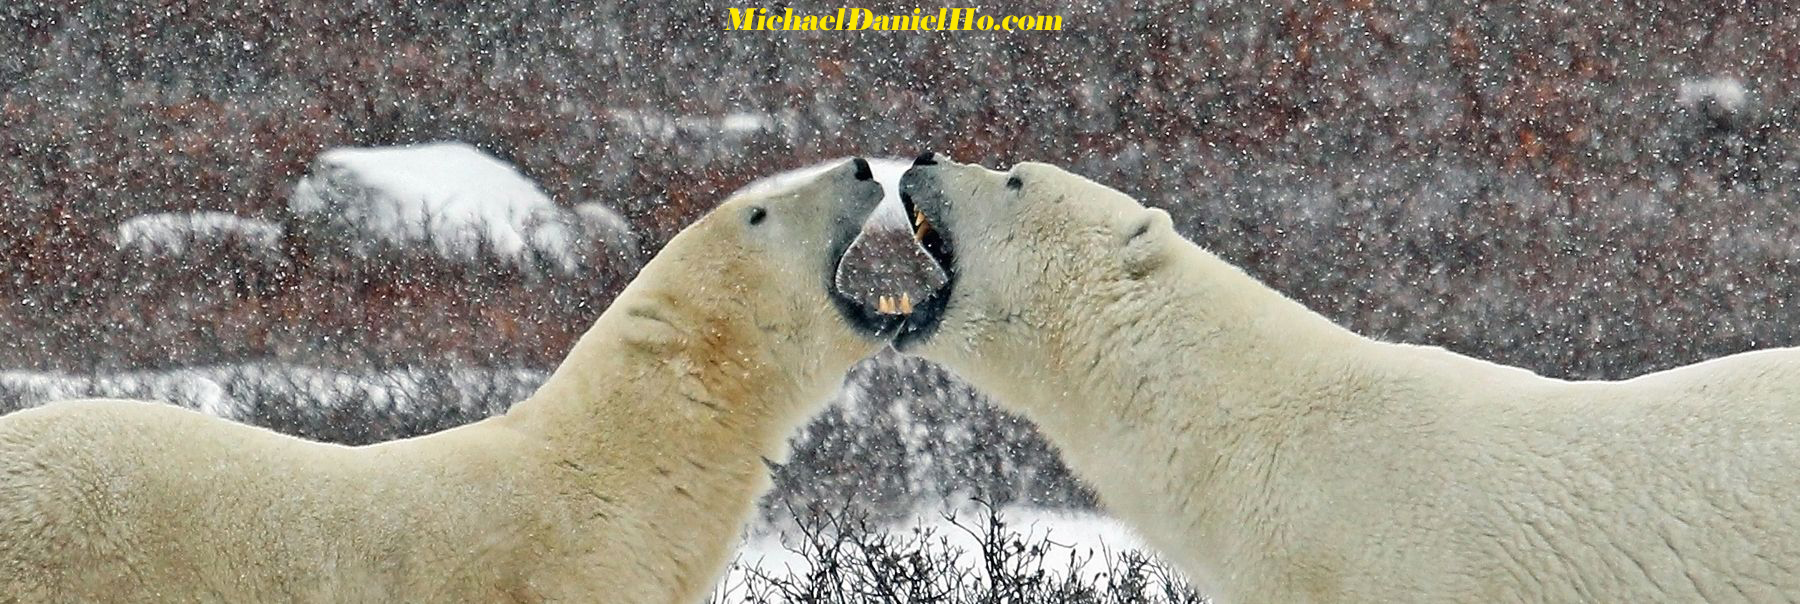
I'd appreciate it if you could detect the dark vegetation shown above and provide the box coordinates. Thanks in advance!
[3,0,1799,522]
[710,501,1204,604]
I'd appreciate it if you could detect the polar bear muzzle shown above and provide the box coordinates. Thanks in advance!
[825,157,926,338]
[889,151,959,350]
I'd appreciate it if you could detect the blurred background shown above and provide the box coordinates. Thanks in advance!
[2,1,1797,526]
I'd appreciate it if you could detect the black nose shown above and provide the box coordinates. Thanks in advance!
[913,152,937,167]
[852,157,873,181]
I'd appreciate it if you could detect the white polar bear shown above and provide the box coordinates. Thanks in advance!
[893,153,1800,603]
[0,159,896,603]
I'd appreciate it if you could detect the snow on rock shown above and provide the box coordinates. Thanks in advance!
[606,109,795,140]
[115,211,284,257]
[1677,76,1748,115]
[290,142,634,273]
[572,201,641,263]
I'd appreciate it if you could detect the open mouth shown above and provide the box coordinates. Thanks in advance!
[829,194,953,340]
[890,188,954,349]
[829,249,906,337]
[827,155,954,345]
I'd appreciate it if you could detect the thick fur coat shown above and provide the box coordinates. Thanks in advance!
[897,157,1800,602]
[0,159,888,603]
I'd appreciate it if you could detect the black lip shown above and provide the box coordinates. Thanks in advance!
[829,179,905,339]
[892,184,955,351]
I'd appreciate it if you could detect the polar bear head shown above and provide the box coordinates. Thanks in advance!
[613,158,897,381]
[892,153,1175,371]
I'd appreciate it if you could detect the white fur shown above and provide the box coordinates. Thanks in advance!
[900,158,1800,602]
[0,161,887,603]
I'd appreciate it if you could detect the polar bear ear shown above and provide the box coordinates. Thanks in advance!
[1120,208,1174,278]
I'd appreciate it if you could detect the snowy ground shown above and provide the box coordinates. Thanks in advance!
[3,147,1149,594]
[0,364,1193,598]
[0,364,540,426]
[730,507,1155,582]
[714,507,1201,603]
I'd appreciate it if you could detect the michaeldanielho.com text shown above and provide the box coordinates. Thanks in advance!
[726,8,1063,32]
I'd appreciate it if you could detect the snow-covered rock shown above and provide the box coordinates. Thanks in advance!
[572,201,641,263]
[290,142,635,273]
[606,109,794,140]
[115,211,284,258]
[1677,75,1748,115]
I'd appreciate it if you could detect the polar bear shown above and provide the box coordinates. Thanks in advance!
[893,153,1800,602]
[0,158,897,603]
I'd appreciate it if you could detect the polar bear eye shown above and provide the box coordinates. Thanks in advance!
[1006,175,1023,190]
[746,206,768,226]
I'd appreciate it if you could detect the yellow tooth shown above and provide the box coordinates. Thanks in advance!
[914,209,926,228]
[914,215,931,241]
[878,296,895,314]
[899,292,913,314]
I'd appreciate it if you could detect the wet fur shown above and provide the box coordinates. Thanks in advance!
[0,162,885,603]
[903,159,1800,602]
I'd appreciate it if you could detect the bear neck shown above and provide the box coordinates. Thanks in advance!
[949,242,1397,588]
[495,250,850,577]
[510,224,852,456]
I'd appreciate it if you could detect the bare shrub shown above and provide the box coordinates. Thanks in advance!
[712,501,1205,604]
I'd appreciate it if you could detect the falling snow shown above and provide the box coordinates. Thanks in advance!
[290,142,620,273]
[3,3,1799,600]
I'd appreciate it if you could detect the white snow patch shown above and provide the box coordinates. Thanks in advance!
[726,508,1166,588]
[719,112,772,133]
[0,364,547,423]
[290,142,633,273]
[572,201,640,263]
[1677,76,1747,113]
[0,368,236,420]
[606,109,793,139]
[115,212,284,257]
